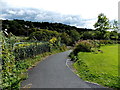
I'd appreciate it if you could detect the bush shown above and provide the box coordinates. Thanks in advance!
[69,40,101,61]
[73,40,95,56]
[99,40,118,45]
[29,29,60,41]
[1,31,22,89]
[59,44,67,51]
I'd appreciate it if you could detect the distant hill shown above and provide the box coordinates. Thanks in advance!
[2,19,93,36]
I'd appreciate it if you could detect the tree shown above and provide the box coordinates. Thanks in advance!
[112,20,119,32]
[110,31,118,40]
[69,30,80,42]
[118,33,120,40]
[60,32,72,45]
[94,13,110,32]
[29,29,60,41]
[81,31,95,40]
[103,31,111,40]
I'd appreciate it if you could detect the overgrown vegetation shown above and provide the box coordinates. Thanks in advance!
[2,20,91,45]
[1,30,67,89]
[1,31,22,89]
[2,16,120,46]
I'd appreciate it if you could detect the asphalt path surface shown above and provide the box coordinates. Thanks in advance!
[21,50,107,88]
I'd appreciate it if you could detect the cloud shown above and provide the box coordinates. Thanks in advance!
[1,8,87,28]
[1,0,118,29]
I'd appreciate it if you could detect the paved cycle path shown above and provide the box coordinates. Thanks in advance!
[21,50,105,88]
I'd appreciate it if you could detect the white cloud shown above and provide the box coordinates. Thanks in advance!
[2,8,86,27]
[2,0,119,19]
[1,0,119,28]
[17,10,24,15]
[7,10,16,14]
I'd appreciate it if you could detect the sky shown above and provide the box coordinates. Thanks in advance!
[0,0,119,29]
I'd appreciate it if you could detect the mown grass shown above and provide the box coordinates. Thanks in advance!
[74,44,119,88]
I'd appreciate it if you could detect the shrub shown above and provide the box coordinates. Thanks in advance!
[73,40,95,56]
[99,40,118,45]
[59,44,67,51]
[29,29,60,41]
[69,40,101,61]
[1,31,22,89]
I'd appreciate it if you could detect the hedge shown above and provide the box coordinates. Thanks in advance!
[14,43,51,60]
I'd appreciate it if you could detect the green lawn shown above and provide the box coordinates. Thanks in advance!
[74,44,119,88]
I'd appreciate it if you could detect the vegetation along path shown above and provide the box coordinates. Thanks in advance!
[21,50,106,88]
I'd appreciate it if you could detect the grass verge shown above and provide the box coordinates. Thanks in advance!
[73,44,119,88]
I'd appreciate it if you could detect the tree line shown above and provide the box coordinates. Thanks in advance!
[2,13,120,46]
[2,19,92,36]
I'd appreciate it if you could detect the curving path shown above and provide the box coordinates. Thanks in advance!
[21,50,105,88]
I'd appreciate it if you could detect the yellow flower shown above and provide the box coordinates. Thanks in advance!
[49,37,57,43]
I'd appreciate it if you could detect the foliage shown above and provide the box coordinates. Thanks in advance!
[81,30,119,40]
[1,30,68,89]
[2,19,92,36]
[69,40,100,61]
[29,29,60,41]
[49,37,57,44]
[29,29,78,45]
[15,36,29,42]
[94,13,110,32]
[60,32,72,45]
[2,19,119,46]
[118,33,120,40]
[2,19,93,45]
[75,41,94,52]
[1,31,22,89]
[14,43,50,60]
[99,40,118,45]
[68,30,80,42]
[58,44,67,51]
[93,13,112,39]
[109,31,118,40]
[81,31,96,40]
[111,20,119,32]
[73,40,99,55]
[69,39,119,61]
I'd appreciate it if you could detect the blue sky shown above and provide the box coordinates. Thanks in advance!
[0,0,119,29]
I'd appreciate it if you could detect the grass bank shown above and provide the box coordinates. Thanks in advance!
[73,44,119,88]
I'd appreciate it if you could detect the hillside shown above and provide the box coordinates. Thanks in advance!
[2,19,93,36]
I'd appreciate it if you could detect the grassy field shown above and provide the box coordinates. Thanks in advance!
[74,44,119,88]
